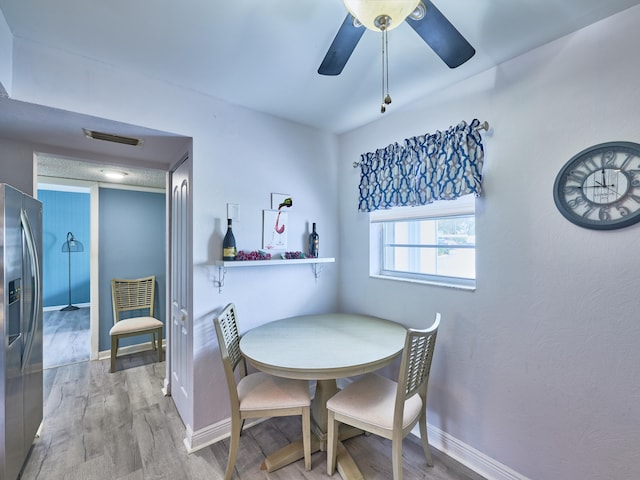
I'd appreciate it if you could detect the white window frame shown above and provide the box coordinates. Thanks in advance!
[369,194,476,290]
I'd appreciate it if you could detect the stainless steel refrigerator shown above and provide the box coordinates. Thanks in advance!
[0,184,43,480]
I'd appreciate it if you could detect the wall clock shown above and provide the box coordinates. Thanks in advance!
[553,141,640,230]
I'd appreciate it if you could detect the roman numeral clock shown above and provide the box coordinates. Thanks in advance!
[553,142,640,230]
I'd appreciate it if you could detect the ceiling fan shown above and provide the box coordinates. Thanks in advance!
[318,0,475,76]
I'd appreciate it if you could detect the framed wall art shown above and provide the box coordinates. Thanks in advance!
[271,193,291,210]
[263,209,288,250]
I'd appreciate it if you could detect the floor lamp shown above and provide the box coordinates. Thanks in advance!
[61,231,84,311]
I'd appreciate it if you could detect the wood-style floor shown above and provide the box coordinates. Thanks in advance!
[21,354,486,480]
[43,307,90,369]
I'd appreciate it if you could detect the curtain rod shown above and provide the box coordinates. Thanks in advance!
[352,120,489,168]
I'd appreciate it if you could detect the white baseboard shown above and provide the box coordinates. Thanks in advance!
[420,424,530,480]
[97,339,166,360]
[43,302,90,311]
[184,417,266,453]
[184,412,527,480]
[183,420,228,453]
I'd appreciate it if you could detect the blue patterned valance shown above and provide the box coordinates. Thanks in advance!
[358,119,485,212]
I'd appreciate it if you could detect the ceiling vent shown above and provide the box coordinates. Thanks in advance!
[83,128,143,147]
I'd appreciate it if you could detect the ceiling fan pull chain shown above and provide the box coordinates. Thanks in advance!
[381,25,392,113]
[384,27,392,107]
[381,28,386,113]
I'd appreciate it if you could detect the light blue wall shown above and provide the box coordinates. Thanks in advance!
[38,189,90,307]
[98,188,166,351]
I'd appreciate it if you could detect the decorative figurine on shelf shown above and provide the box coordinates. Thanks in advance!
[284,251,306,259]
[236,250,271,261]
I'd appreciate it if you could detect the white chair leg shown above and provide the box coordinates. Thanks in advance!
[225,416,242,480]
[110,335,118,373]
[327,411,338,475]
[419,412,433,467]
[156,327,163,362]
[302,406,311,470]
[391,435,403,480]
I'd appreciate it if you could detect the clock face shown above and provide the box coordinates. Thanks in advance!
[553,142,640,230]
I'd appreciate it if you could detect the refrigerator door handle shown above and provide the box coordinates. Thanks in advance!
[20,207,41,372]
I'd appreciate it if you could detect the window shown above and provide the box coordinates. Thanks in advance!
[370,195,476,289]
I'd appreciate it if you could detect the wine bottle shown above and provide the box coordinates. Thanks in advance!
[308,223,319,258]
[223,219,237,261]
[278,197,293,209]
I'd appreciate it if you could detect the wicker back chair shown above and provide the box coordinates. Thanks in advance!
[109,275,163,373]
[326,313,441,480]
[214,303,312,479]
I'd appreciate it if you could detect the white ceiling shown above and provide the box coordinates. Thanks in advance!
[1,0,640,181]
[0,95,186,188]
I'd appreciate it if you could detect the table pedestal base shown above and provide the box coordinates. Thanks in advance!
[261,437,321,472]
[335,441,364,480]
[260,379,366,479]
[260,433,364,479]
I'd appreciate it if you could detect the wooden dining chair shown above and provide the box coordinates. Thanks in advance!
[326,313,441,480]
[213,303,312,480]
[109,275,163,373]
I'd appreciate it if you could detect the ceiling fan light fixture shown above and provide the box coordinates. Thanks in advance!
[343,0,420,31]
[409,2,426,21]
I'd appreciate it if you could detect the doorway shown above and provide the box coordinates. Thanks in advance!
[36,157,171,368]
[37,182,91,369]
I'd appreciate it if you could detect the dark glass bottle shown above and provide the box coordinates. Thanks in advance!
[223,219,237,261]
[308,223,319,258]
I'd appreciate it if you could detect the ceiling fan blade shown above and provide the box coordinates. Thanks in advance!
[318,14,365,76]
[406,0,475,68]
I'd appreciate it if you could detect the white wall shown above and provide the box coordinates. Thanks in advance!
[0,137,35,194]
[338,6,640,480]
[190,106,340,431]
[0,9,11,96]
[9,36,339,435]
[6,4,640,478]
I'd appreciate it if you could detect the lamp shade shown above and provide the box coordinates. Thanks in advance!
[343,0,420,31]
[61,232,84,253]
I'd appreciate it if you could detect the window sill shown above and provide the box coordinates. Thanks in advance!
[369,274,476,291]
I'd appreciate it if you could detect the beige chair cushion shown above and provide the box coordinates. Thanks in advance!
[327,373,422,431]
[110,316,163,335]
[238,372,310,411]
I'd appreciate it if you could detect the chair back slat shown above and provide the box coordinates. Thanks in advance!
[214,303,245,375]
[111,275,156,324]
[397,313,440,405]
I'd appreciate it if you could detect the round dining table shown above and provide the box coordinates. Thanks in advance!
[239,312,407,478]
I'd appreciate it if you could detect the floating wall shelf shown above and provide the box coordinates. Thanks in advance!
[213,257,335,293]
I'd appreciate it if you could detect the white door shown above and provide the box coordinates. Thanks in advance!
[169,155,191,423]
